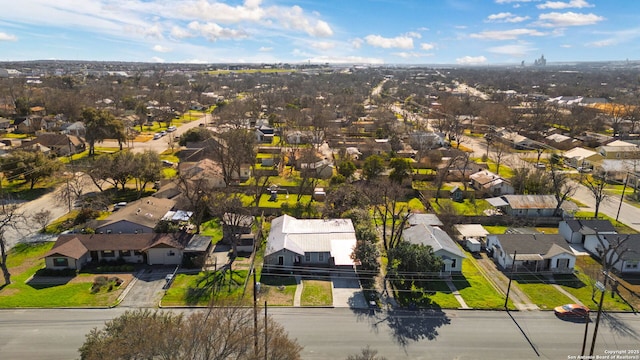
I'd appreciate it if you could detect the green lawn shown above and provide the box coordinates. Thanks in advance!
[514,274,574,310]
[162,269,249,306]
[199,219,223,242]
[258,274,297,306]
[430,198,491,216]
[300,280,332,306]
[0,243,124,308]
[454,257,509,309]
[483,226,508,234]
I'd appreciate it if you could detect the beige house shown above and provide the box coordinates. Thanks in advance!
[562,147,603,169]
[95,198,176,234]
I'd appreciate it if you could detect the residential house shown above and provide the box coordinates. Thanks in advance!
[95,198,176,234]
[562,147,603,170]
[596,159,640,182]
[486,194,578,217]
[454,224,490,249]
[583,234,640,274]
[407,213,443,227]
[597,144,640,160]
[408,131,445,151]
[0,117,11,130]
[22,133,85,156]
[493,129,536,150]
[545,133,579,150]
[469,170,514,197]
[486,234,576,274]
[43,232,208,270]
[178,158,227,188]
[222,212,255,252]
[402,223,466,274]
[255,125,275,144]
[264,215,357,270]
[558,219,617,244]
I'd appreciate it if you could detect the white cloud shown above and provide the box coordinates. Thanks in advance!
[488,43,534,56]
[188,21,248,41]
[152,44,171,53]
[310,41,335,50]
[486,12,530,23]
[393,52,433,58]
[420,42,435,50]
[404,31,422,39]
[271,5,333,37]
[0,32,17,41]
[364,34,414,49]
[258,46,273,52]
[150,56,165,63]
[560,44,572,48]
[307,55,385,64]
[470,28,545,40]
[351,38,364,49]
[456,55,488,65]
[586,39,615,47]
[537,0,594,10]
[170,26,192,39]
[496,0,534,3]
[537,12,604,27]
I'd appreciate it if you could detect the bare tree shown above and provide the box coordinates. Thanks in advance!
[549,164,578,216]
[582,174,609,218]
[207,190,253,267]
[0,205,26,286]
[490,142,510,176]
[79,305,302,360]
[363,179,411,252]
[32,210,52,233]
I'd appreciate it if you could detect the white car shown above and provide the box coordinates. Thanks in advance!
[153,133,162,140]
[167,125,177,132]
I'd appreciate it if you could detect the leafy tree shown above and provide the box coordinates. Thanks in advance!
[337,160,356,179]
[0,151,61,189]
[388,158,412,184]
[324,184,369,218]
[387,241,443,293]
[81,108,126,155]
[364,179,411,252]
[133,151,163,195]
[214,128,257,186]
[362,155,385,181]
[79,307,302,360]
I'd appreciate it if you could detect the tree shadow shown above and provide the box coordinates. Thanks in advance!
[349,291,451,348]
[601,312,640,340]
[182,270,228,305]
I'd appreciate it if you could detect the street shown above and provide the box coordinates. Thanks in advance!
[0,308,639,359]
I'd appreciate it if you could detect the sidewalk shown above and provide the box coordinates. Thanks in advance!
[445,279,470,309]
[293,275,303,307]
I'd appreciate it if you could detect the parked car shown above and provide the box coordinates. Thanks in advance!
[113,202,127,211]
[167,125,177,132]
[160,131,167,137]
[554,304,590,319]
[153,133,162,140]
[162,160,175,167]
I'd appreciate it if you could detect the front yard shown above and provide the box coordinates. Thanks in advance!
[0,242,130,308]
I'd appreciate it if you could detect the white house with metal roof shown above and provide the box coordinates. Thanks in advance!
[263,215,357,270]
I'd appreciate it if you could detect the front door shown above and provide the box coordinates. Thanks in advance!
[278,256,284,266]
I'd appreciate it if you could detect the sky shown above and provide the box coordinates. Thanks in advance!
[0,0,638,65]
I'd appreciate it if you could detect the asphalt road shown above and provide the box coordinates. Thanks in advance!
[1,308,639,360]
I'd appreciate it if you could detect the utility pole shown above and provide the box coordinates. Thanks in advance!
[504,251,517,308]
[253,269,258,355]
[616,174,628,222]
[264,301,268,360]
[589,272,608,356]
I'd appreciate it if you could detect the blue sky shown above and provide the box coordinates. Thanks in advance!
[0,0,638,65]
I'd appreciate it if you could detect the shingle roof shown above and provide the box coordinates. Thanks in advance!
[43,233,192,260]
[403,224,466,259]
[503,195,557,209]
[98,197,175,230]
[491,234,573,258]
[602,234,640,260]
[563,219,617,234]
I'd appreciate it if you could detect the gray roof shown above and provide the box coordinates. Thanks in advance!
[562,219,617,234]
[408,213,443,227]
[490,234,573,259]
[403,224,466,259]
[184,235,212,252]
[454,224,489,238]
[98,198,176,230]
[265,215,356,262]
[602,234,640,260]
[503,195,558,209]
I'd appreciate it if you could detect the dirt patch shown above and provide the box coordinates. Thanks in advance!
[0,288,19,296]
[70,273,134,285]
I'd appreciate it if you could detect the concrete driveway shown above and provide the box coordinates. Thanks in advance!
[118,268,174,308]
[331,269,368,309]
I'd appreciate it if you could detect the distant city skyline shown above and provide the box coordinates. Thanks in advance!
[0,0,638,65]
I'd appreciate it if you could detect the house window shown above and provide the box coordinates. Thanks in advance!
[305,253,310,262]
[318,253,324,262]
[120,250,131,257]
[53,258,68,267]
[451,259,457,269]
[134,251,143,256]
[167,251,175,256]
[625,262,638,269]
[101,250,115,258]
